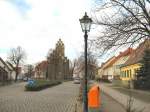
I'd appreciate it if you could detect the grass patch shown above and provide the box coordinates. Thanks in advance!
[113,87,150,103]
[111,80,130,89]
[25,79,62,91]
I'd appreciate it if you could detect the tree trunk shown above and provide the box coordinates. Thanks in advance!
[15,63,19,82]
[15,70,18,82]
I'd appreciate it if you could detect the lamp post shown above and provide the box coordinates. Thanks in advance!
[79,12,92,112]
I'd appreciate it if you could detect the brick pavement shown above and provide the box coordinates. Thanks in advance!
[0,81,80,112]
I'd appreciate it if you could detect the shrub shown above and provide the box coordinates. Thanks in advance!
[134,79,150,90]
[25,80,62,91]
[100,79,112,83]
[135,48,150,90]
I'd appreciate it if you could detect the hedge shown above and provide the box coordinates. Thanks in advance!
[133,79,150,90]
[25,80,62,91]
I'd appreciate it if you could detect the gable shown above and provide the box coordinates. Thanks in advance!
[124,39,150,66]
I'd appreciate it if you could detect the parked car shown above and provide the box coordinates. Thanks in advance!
[73,77,80,84]
[23,77,28,81]
[23,77,31,81]
[101,75,113,82]
[88,80,95,84]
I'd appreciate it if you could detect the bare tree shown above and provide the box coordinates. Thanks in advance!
[76,51,98,79]
[46,48,53,58]
[69,59,78,77]
[26,64,34,80]
[7,46,26,82]
[92,0,150,54]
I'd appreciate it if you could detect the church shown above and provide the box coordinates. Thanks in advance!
[47,39,71,81]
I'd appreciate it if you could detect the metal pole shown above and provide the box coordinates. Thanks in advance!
[84,30,88,112]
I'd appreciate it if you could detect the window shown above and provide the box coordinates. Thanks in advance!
[121,71,124,77]
[129,70,132,78]
[127,70,129,77]
[134,68,140,75]
[125,71,126,77]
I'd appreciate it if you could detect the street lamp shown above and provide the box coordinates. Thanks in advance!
[79,12,92,112]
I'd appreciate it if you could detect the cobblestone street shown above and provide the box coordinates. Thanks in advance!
[0,81,79,112]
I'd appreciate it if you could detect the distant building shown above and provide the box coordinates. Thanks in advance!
[97,63,105,79]
[101,56,116,80]
[0,58,10,82]
[35,61,48,79]
[0,59,24,81]
[47,39,71,81]
[5,61,15,80]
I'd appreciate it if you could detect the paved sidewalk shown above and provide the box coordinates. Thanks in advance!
[99,82,150,112]
[100,92,126,112]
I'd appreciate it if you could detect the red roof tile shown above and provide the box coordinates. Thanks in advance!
[103,56,116,69]
[103,48,134,69]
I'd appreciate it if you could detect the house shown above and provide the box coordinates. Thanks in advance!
[100,56,116,80]
[5,61,16,80]
[98,48,134,80]
[97,63,105,79]
[113,48,134,79]
[87,63,98,80]
[8,63,23,80]
[120,39,150,81]
[34,61,48,79]
[0,58,12,82]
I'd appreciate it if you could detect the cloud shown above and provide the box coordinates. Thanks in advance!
[7,0,31,15]
[0,0,93,64]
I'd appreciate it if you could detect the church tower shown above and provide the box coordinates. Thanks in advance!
[47,38,71,81]
[56,38,64,57]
